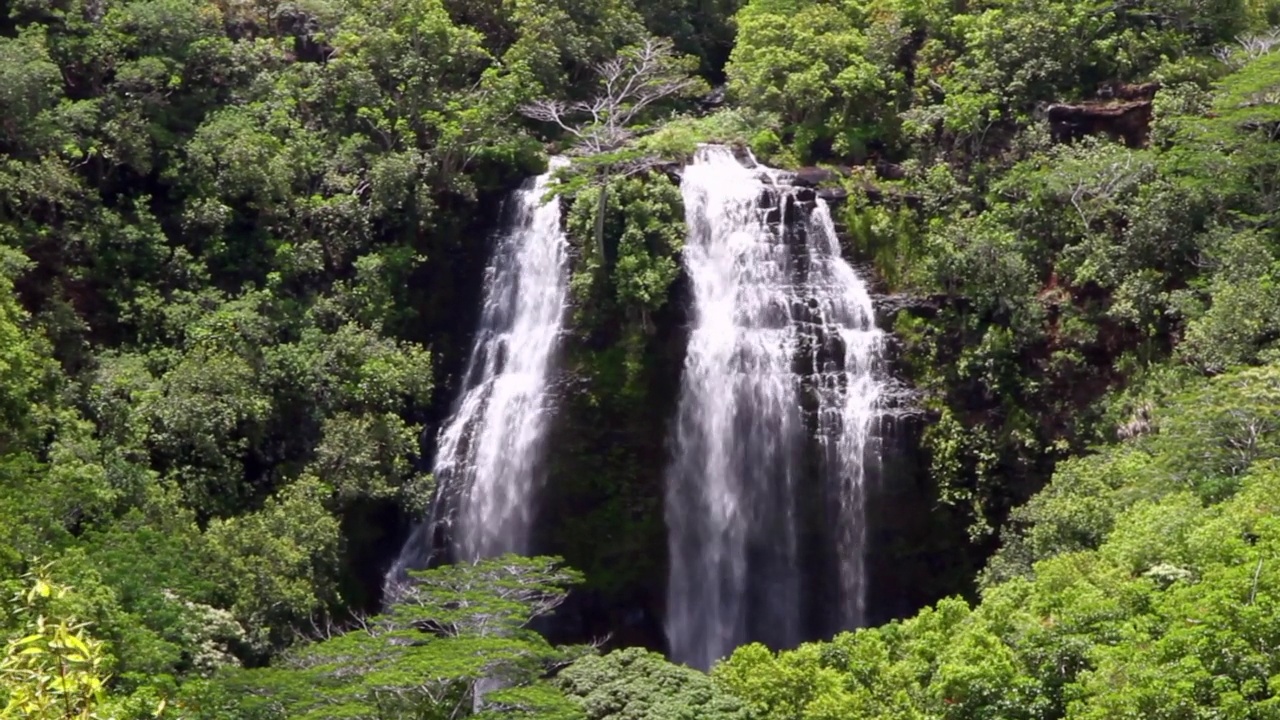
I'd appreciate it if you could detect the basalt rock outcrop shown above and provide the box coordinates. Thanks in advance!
[1044,82,1161,148]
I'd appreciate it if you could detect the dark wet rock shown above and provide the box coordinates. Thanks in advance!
[782,196,805,223]
[699,85,728,109]
[733,145,760,168]
[818,187,849,203]
[874,293,945,323]
[791,166,843,187]
[874,160,907,181]
[656,161,684,184]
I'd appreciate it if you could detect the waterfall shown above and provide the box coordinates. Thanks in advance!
[386,158,570,594]
[665,145,885,669]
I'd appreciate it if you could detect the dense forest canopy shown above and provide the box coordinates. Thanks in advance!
[2,0,1280,715]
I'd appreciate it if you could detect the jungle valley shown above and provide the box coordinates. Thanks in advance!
[3,0,1280,716]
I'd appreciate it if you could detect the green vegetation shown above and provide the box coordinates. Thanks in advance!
[0,0,700,711]
[211,555,586,720]
[3,0,1280,714]
[558,648,750,720]
[2,571,114,719]
[717,364,1280,720]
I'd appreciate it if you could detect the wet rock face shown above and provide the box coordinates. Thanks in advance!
[699,85,728,109]
[483,162,979,659]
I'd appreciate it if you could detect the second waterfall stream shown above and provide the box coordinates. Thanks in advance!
[385,158,570,593]
[666,145,887,669]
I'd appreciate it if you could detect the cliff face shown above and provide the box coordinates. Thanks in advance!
[396,165,981,653]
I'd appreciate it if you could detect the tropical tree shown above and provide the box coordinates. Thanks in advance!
[215,555,587,720]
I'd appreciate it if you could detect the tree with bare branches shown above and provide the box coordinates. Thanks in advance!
[520,37,701,156]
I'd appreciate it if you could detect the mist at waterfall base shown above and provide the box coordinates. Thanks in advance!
[665,145,888,670]
[385,158,570,597]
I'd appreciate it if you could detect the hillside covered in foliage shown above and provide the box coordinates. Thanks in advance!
[2,0,1280,716]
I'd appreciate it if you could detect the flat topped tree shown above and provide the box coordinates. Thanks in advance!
[225,555,587,720]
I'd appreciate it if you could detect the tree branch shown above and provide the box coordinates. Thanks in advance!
[518,37,697,155]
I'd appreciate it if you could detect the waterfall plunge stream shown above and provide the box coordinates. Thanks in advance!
[666,145,886,669]
[386,159,569,594]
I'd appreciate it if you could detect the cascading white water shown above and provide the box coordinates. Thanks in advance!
[665,145,885,669]
[386,158,570,593]
[665,147,803,669]
[806,200,885,631]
